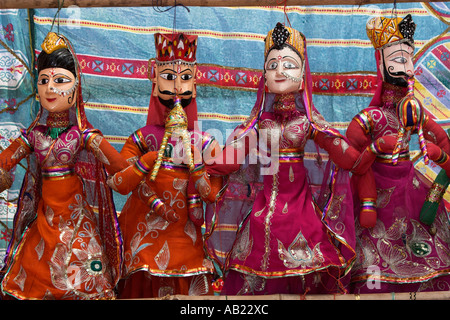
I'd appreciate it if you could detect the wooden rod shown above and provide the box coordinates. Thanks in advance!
[143,290,450,300]
[0,0,443,9]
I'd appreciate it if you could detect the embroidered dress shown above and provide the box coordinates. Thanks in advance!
[347,15,450,293]
[112,33,222,299]
[214,95,356,295]
[348,82,450,293]
[1,125,120,299]
[0,32,123,300]
[204,23,368,295]
[114,123,219,298]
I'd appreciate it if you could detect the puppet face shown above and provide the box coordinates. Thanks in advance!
[381,42,414,87]
[37,67,77,113]
[264,46,304,94]
[152,63,197,108]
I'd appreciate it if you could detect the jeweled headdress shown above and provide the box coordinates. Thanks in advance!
[366,14,416,50]
[41,31,68,53]
[154,33,198,66]
[33,32,88,131]
[264,22,305,60]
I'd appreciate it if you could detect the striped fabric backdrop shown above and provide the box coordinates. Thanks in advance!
[0,3,449,266]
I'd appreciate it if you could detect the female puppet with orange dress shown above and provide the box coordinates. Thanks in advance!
[0,32,127,300]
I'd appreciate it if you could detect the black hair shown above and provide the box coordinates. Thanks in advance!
[37,48,76,77]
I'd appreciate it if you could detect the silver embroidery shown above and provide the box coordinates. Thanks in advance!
[154,241,170,270]
[13,266,27,292]
[35,237,45,261]
[188,275,209,296]
[162,178,188,209]
[45,206,55,227]
[89,135,110,165]
[184,219,197,245]
[277,231,324,269]
[232,221,253,261]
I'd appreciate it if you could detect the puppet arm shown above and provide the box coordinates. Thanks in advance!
[345,119,398,228]
[187,136,224,226]
[206,126,256,176]
[313,128,397,172]
[82,128,129,175]
[0,134,32,192]
[423,116,450,155]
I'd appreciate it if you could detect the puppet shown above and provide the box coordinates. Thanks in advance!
[0,32,126,300]
[346,14,450,293]
[107,33,222,298]
[203,23,395,295]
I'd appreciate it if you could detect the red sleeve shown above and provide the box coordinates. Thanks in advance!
[423,116,450,155]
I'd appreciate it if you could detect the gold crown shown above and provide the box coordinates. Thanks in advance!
[366,14,415,50]
[265,23,305,60]
[41,32,68,54]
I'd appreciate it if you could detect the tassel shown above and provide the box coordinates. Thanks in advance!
[395,77,427,165]
[150,97,193,181]
[391,128,404,166]
[417,127,429,165]
[46,126,70,139]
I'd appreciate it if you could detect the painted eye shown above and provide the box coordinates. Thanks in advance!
[37,78,49,85]
[392,56,408,64]
[267,61,278,70]
[54,77,72,84]
[180,74,193,81]
[160,73,177,80]
[283,61,298,69]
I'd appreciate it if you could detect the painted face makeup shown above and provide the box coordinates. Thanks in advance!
[264,46,304,94]
[37,67,78,112]
[153,63,197,108]
[381,42,414,87]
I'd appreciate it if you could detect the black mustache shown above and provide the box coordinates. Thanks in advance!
[387,68,410,78]
[158,88,193,96]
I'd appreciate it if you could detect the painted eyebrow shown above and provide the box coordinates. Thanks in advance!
[267,55,301,64]
[161,68,192,74]
[386,49,412,58]
[38,73,73,78]
[53,73,73,79]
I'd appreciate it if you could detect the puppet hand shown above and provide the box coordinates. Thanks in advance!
[359,197,377,228]
[370,135,398,155]
[148,194,179,223]
[155,202,179,223]
[189,204,204,227]
[138,183,179,223]
[360,208,377,228]
[140,151,158,168]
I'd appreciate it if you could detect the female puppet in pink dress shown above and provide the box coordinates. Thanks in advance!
[204,23,395,295]
[347,14,450,294]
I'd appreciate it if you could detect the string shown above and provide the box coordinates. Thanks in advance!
[151,0,190,14]
[50,0,64,34]
[277,0,292,28]
[151,0,191,96]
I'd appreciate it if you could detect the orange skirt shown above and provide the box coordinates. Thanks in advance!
[118,166,214,298]
[1,174,117,300]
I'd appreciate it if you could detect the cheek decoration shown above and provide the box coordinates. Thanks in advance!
[67,90,76,105]
[281,71,302,82]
